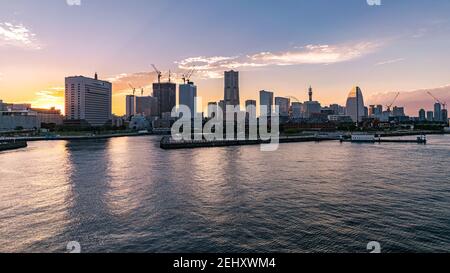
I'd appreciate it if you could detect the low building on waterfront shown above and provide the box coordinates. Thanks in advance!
[0,110,40,130]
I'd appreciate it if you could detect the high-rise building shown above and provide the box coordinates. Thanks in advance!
[375,105,383,116]
[126,95,136,118]
[65,74,112,126]
[275,97,290,117]
[224,70,240,107]
[153,82,176,118]
[345,86,365,122]
[442,109,448,124]
[207,102,218,118]
[434,103,442,122]
[291,102,303,119]
[245,100,256,108]
[179,82,197,116]
[259,90,274,116]
[393,106,405,117]
[136,96,158,117]
[304,101,322,118]
[419,109,426,121]
[427,111,434,121]
[330,104,345,115]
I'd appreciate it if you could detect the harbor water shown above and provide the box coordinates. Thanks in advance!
[0,135,449,253]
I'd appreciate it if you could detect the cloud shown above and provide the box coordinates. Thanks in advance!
[0,22,41,49]
[107,71,158,96]
[66,0,82,6]
[177,41,381,79]
[30,87,65,111]
[368,85,450,116]
[375,58,404,66]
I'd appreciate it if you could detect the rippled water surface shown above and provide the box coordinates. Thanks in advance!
[1,135,449,253]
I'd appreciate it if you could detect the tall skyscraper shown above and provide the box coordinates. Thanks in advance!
[224,71,240,107]
[345,86,365,123]
[419,109,426,121]
[427,111,434,121]
[207,102,218,118]
[442,109,448,124]
[259,90,274,116]
[136,96,158,117]
[275,97,290,117]
[179,82,197,116]
[291,102,303,119]
[65,74,112,126]
[153,82,176,118]
[434,103,442,122]
[126,95,136,118]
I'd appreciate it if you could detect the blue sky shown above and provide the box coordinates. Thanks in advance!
[1,0,450,115]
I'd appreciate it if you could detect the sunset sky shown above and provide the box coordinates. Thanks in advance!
[1,0,450,116]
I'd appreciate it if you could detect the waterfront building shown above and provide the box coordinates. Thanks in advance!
[31,107,64,126]
[393,106,405,117]
[328,115,353,123]
[0,110,40,130]
[303,101,322,118]
[259,90,274,116]
[224,70,240,107]
[208,102,218,118]
[245,100,257,108]
[153,82,176,118]
[126,95,136,118]
[442,109,448,124]
[308,86,313,102]
[65,73,112,127]
[0,100,5,111]
[275,97,290,117]
[427,111,434,121]
[434,103,442,122]
[179,82,197,116]
[136,96,158,117]
[345,86,365,122]
[330,104,345,115]
[419,109,426,121]
[291,102,303,119]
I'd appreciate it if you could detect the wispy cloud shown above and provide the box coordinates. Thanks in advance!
[375,58,404,66]
[0,22,41,49]
[177,41,382,79]
[30,87,65,111]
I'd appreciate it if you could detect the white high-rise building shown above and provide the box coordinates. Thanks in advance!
[345,86,365,122]
[65,74,112,126]
[179,82,197,116]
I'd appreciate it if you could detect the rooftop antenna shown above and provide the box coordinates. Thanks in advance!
[94,72,98,80]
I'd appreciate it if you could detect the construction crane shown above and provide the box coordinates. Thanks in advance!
[182,66,196,84]
[386,92,400,113]
[151,64,162,83]
[140,87,144,96]
[168,70,172,83]
[427,91,447,110]
[128,83,136,96]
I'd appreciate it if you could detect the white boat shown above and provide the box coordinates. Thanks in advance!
[351,134,376,142]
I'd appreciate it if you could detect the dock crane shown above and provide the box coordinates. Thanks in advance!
[427,91,447,110]
[128,83,136,96]
[386,92,400,113]
[151,64,162,84]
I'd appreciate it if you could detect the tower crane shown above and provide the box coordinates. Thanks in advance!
[182,66,196,84]
[427,91,447,110]
[151,64,162,84]
[140,87,144,96]
[386,92,400,113]
[128,83,136,96]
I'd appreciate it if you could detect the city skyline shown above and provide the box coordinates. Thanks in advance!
[1,0,450,116]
